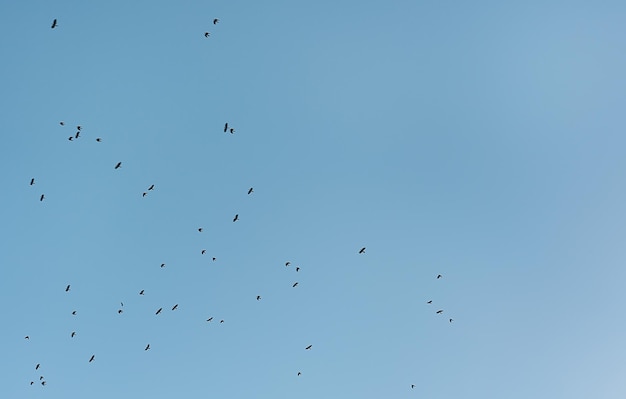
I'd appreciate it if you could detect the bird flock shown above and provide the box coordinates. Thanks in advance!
[21,15,458,394]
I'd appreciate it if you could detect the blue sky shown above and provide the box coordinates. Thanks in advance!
[2,1,626,397]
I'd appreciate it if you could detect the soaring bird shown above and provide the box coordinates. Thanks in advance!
[213,18,219,24]
[156,308,163,315]
[117,309,123,314]
[172,304,178,311]
[35,364,40,370]
[30,178,35,185]
[224,123,228,132]
[427,300,432,304]
[256,295,261,300]
[292,282,298,287]
[198,228,203,232]
[297,372,301,376]
[229,128,235,134]
[359,247,366,254]
[139,290,144,295]
[285,262,291,267]
[305,345,312,350]
[436,310,443,314]
[142,192,147,197]
[96,138,102,142]
[71,331,76,337]
[204,32,210,37]
[437,274,442,279]
[76,125,81,131]
[68,136,73,141]
[219,320,224,323]
[449,319,454,323]
[59,121,64,126]
[160,263,165,268]
[72,310,77,315]
[51,19,57,29]
[145,344,150,351]
[148,184,154,190]
[89,355,95,362]
[233,214,239,222]
[206,317,213,322]
[40,194,45,201]
[114,162,122,169]
[212,257,216,261]
[75,131,80,139]
[25,336,29,339]
[40,376,44,380]
[248,187,253,194]
[201,249,206,254]
[30,381,34,385]
[65,285,70,292]
[41,381,46,386]
[411,385,415,389]
[296,267,300,272]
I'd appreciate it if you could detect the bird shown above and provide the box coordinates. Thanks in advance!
[96,138,102,142]
[201,249,206,254]
[359,247,366,254]
[59,121,64,126]
[224,123,228,132]
[204,32,210,37]
[411,384,415,389]
[198,227,203,232]
[256,295,261,300]
[117,309,123,314]
[233,214,239,222]
[35,364,40,370]
[296,267,300,272]
[145,344,150,351]
[121,302,123,307]
[437,274,442,279]
[65,285,70,292]
[213,18,219,24]
[71,331,76,337]
[219,320,224,323]
[297,372,301,376]
[30,178,35,185]
[114,162,122,169]
[142,192,147,197]
[436,310,443,314]
[305,345,312,350]
[206,317,213,322]
[25,336,29,339]
[40,376,44,380]
[68,136,73,141]
[285,262,291,267]
[148,184,154,190]
[172,304,178,311]
[72,310,77,315]
[30,381,34,385]
[41,381,46,386]
[229,128,235,134]
[248,187,253,194]
[212,257,216,261]
[40,194,45,201]
[139,290,144,295]
[76,125,81,131]
[89,355,95,362]
[51,19,57,29]
[75,131,80,139]
[156,308,163,315]
[427,300,432,304]
[449,319,454,323]
[292,282,298,287]
[160,263,165,268]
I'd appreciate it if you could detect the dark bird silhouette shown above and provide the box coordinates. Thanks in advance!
[30,381,34,385]
[51,19,57,29]
[148,184,154,190]
[160,263,165,268]
[40,376,44,380]
[75,131,80,139]
[224,123,228,132]
[436,310,443,314]
[156,308,162,315]
[204,32,210,37]
[449,319,454,323]
[206,317,213,322]
[285,262,291,267]
[139,290,144,295]
[59,121,64,126]
[35,364,40,370]
[121,302,123,307]
[25,336,29,339]
[71,331,76,337]
[96,138,102,142]
[41,381,46,386]
[201,249,206,254]
[437,274,442,279]
[40,194,45,201]
[229,128,235,134]
[248,187,253,194]
[65,285,70,292]
[142,192,147,197]
[212,257,216,261]
[72,310,76,315]
[114,162,122,169]
[213,18,219,24]
[256,296,261,300]
[198,228,203,232]
[89,355,95,362]
[30,178,35,185]
[411,384,415,389]
[297,372,301,376]
[118,309,123,314]
[233,214,239,222]
[305,345,312,350]
[296,267,300,272]
[292,282,298,287]
[427,300,432,304]
[145,344,150,351]
[219,319,224,323]
[359,247,366,254]
[172,304,178,311]
[68,136,73,141]
[76,125,81,131]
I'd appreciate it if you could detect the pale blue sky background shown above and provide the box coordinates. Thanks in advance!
[2,1,626,398]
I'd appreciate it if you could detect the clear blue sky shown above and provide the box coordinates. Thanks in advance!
[2,1,626,397]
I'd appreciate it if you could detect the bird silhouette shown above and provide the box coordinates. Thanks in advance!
[35,364,40,370]
[51,19,57,29]
[436,310,443,314]
[449,319,454,323]
[160,263,165,268]
[212,257,216,261]
[75,131,80,139]
[305,345,312,350]
[117,309,123,314]
[427,300,432,304]
[233,214,239,222]
[219,320,224,323]
[292,282,298,287]
[148,184,154,190]
[248,187,254,194]
[204,32,210,37]
[285,262,291,267]
[145,344,150,351]
[437,274,442,279]
[206,317,213,322]
[229,128,235,134]
[411,384,415,389]
[41,381,46,386]
[65,285,70,292]
[71,331,76,337]
[30,178,35,185]
[25,336,29,339]
[96,138,102,142]
[296,267,300,272]
[297,372,301,376]
[76,125,81,131]
[172,304,178,311]
[198,227,203,232]
[224,123,228,132]
[72,310,77,315]
[40,194,45,201]
[201,249,206,254]
[256,295,261,300]
[213,18,219,24]
[359,247,366,254]
[40,376,44,380]
[30,381,34,385]
[156,308,163,315]
[89,355,95,362]
[68,136,73,141]
[142,192,147,197]
[114,162,122,169]
[139,290,144,295]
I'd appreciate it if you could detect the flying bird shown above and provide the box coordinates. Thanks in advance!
[213,18,219,24]
[206,317,213,322]
[89,355,95,362]
[156,308,163,315]
[142,192,147,197]
[148,184,154,190]
[25,336,29,339]
[145,344,150,351]
[198,228,203,232]
[96,138,102,142]
[256,295,261,300]
[68,136,73,141]
[436,310,443,314]
[35,364,40,370]
[212,257,216,261]
[204,32,210,37]
[172,304,178,311]
[118,309,123,314]
[219,320,224,323]
[449,319,454,323]
[248,187,253,194]
[233,214,239,222]
[114,162,122,169]
[59,121,64,126]
[292,282,298,287]
[65,285,70,292]
[40,194,45,201]
[75,131,80,139]
[305,345,312,350]
[139,290,144,295]
[437,274,442,279]
[201,249,206,254]
[30,178,35,185]
[160,263,165,268]
[30,381,34,385]
[411,385,415,389]
[76,125,81,131]
[224,123,228,132]
[229,128,235,134]
[285,262,291,267]
[41,381,46,386]
[40,376,44,380]
[296,267,300,272]
[297,372,301,376]
[51,19,57,29]
[359,247,366,254]
[427,300,432,304]
[71,331,76,337]
[72,310,77,315]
